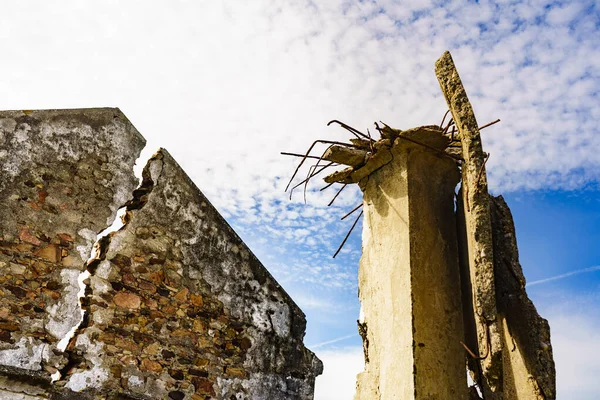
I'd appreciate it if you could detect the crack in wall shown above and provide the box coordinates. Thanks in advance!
[50,150,162,387]
[59,150,163,392]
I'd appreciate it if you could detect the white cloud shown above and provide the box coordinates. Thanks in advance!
[314,347,364,400]
[548,312,600,399]
[528,265,600,286]
[0,4,598,396]
[310,312,600,400]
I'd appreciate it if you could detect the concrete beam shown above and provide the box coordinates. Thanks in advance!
[436,51,504,398]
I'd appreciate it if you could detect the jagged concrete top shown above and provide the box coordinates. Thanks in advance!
[322,125,456,190]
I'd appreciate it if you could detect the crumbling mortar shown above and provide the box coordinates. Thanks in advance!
[56,151,163,389]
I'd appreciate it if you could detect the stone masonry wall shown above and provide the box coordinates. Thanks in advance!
[0,109,145,394]
[0,108,321,399]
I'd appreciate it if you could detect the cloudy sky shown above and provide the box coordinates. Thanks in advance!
[1,0,599,398]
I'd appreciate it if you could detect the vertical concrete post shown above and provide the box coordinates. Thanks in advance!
[355,128,467,400]
[436,51,504,398]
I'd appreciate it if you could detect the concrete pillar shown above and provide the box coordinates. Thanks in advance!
[436,51,504,398]
[355,127,467,400]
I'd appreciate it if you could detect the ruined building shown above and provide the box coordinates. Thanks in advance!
[305,52,555,399]
[0,109,322,399]
[1,51,557,400]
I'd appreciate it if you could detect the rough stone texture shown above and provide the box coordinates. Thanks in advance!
[0,109,145,386]
[490,196,556,399]
[0,109,321,399]
[355,128,467,400]
[436,51,504,398]
[62,149,322,399]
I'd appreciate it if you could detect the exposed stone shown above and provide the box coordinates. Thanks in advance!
[33,244,60,263]
[113,292,141,309]
[0,108,320,399]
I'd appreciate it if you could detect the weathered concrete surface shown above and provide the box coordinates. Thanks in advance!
[0,109,145,388]
[0,108,321,399]
[490,196,556,399]
[60,149,322,399]
[323,126,450,187]
[322,145,368,167]
[355,127,467,400]
[436,52,504,398]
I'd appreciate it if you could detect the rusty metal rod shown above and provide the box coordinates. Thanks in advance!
[328,184,347,206]
[341,203,363,220]
[442,118,455,134]
[304,145,336,203]
[479,119,500,131]
[328,120,373,141]
[320,182,335,191]
[440,110,451,128]
[289,162,334,200]
[333,210,363,258]
[366,128,375,152]
[281,152,324,160]
[460,324,490,360]
[284,140,360,192]
[396,133,462,161]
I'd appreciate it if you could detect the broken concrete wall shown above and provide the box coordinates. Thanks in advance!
[490,195,555,399]
[355,127,467,400]
[0,109,321,399]
[436,51,504,399]
[436,51,555,399]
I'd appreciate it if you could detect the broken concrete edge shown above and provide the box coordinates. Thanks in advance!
[435,51,497,321]
[491,195,556,399]
[436,51,504,398]
[322,125,453,186]
[162,148,319,348]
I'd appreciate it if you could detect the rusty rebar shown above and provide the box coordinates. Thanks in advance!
[341,203,363,220]
[333,210,363,258]
[281,152,323,160]
[284,139,360,192]
[328,184,347,206]
[366,128,375,153]
[394,131,462,161]
[440,110,451,128]
[442,118,455,134]
[475,152,491,186]
[479,119,500,131]
[320,182,335,191]
[304,144,336,203]
[328,120,373,141]
[289,162,335,200]
[460,324,490,360]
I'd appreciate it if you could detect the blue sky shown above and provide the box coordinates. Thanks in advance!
[0,0,599,398]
